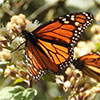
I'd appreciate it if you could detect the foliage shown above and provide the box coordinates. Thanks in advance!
[0,85,37,100]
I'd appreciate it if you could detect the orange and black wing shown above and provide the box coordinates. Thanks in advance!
[34,12,93,47]
[24,12,93,80]
[26,39,71,80]
[34,12,93,65]
[73,52,100,82]
[26,40,59,80]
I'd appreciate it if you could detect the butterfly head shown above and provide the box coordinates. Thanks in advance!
[22,30,31,38]
[22,30,37,44]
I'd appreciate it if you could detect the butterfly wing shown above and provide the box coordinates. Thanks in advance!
[73,52,100,82]
[34,12,93,47]
[26,40,59,80]
[34,12,93,64]
[26,40,72,80]
[25,12,93,80]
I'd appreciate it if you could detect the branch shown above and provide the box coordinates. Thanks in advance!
[28,1,59,20]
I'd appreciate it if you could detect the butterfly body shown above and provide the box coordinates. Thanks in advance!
[21,12,93,80]
[73,52,100,82]
[73,58,85,70]
[22,30,38,45]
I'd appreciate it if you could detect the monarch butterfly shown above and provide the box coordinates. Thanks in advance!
[73,52,100,82]
[21,12,93,80]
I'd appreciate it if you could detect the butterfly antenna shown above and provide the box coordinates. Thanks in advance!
[11,41,25,53]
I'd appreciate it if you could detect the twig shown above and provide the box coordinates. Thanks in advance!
[28,1,59,20]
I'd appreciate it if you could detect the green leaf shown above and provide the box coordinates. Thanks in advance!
[11,91,23,100]
[23,88,37,100]
[9,85,24,93]
[0,87,14,100]
[0,85,37,100]
[14,78,24,84]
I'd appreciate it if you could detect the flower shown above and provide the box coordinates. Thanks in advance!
[6,14,31,35]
